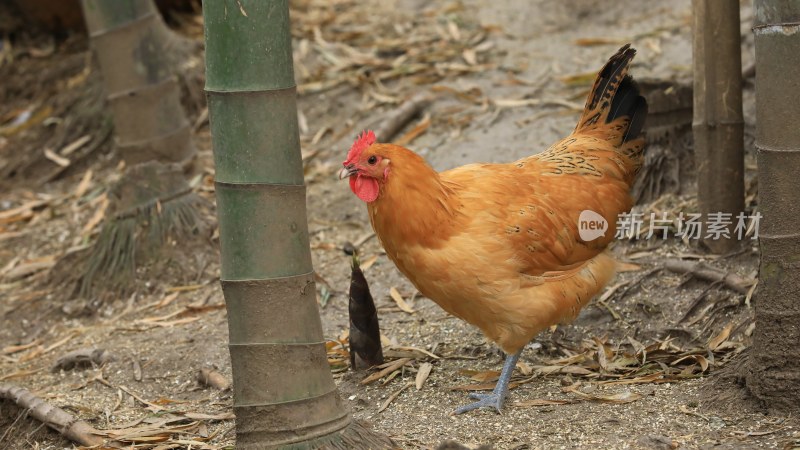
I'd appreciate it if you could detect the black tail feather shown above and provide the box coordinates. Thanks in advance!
[586,44,635,113]
[577,44,648,143]
[623,96,648,143]
[609,76,647,142]
[609,77,637,122]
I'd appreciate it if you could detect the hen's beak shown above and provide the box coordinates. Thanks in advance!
[339,164,357,180]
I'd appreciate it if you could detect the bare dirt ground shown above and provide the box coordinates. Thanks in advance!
[2,0,798,449]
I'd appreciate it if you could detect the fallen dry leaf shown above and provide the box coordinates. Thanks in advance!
[386,345,440,360]
[74,169,93,198]
[617,261,642,272]
[563,385,643,404]
[559,71,597,87]
[136,316,201,328]
[574,37,628,47]
[393,115,431,147]
[462,48,477,65]
[389,287,415,314]
[43,148,70,167]
[533,364,594,376]
[166,284,204,293]
[598,280,629,302]
[3,340,40,355]
[516,360,533,376]
[378,382,413,413]
[599,373,669,386]
[514,398,575,407]
[60,134,91,156]
[361,358,411,385]
[0,200,47,225]
[415,362,433,390]
[360,254,378,271]
[708,323,733,351]
[81,194,108,236]
[156,292,180,308]
[459,369,500,382]
[0,368,43,381]
[0,230,27,242]
[183,412,235,421]
[3,255,56,280]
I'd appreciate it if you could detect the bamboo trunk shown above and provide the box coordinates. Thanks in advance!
[692,0,745,253]
[202,1,392,448]
[746,0,800,412]
[81,0,194,165]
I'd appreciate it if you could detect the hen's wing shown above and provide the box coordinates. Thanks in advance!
[442,145,631,278]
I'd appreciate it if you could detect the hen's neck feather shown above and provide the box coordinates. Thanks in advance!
[367,146,462,249]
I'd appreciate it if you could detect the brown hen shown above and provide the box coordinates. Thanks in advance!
[340,45,647,414]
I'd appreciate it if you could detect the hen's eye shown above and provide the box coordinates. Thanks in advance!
[367,155,378,165]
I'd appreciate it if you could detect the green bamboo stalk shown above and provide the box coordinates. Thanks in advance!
[691,0,745,253]
[203,1,393,447]
[81,0,194,165]
[746,0,800,411]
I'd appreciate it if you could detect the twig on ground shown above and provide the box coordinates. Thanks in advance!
[91,375,165,411]
[596,280,630,321]
[52,347,114,372]
[616,267,661,300]
[378,382,413,413]
[361,358,412,385]
[664,259,754,294]
[0,408,27,444]
[373,93,432,142]
[197,367,231,391]
[678,281,723,323]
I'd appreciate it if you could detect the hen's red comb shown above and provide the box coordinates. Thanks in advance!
[345,130,376,163]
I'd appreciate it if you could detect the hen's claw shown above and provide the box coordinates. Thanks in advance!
[468,392,494,401]
[454,392,505,414]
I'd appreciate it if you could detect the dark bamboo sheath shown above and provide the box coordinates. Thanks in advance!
[747,0,800,411]
[203,1,351,446]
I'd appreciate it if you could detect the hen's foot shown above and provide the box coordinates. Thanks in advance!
[453,392,505,415]
[451,349,522,415]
